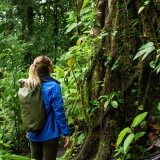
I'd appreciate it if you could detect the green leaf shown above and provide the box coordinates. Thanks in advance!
[133,42,155,60]
[77,35,87,45]
[110,92,118,99]
[142,46,155,60]
[80,7,90,16]
[0,115,7,119]
[111,101,118,108]
[66,23,77,33]
[139,42,154,50]
[157,102,160,111]
[150,61,156,68]
[55,70,63,80]
[77,133,85,144]
[124,133,134,154]
[81,0,89,10]
[157,49,160,54]
[131,19,139,27]
[68,116,74,125]
[116,127,130,148]
[114,146,124,157]
[157,67,160,73]
[155,54,160,63]
[111,63,118,71]
[3,143,10,147]
[0,154,29,160]
[104,101,109,111]
[155,63,160,73]
[144,0,150,5]
[111,56,121,71]
[131,112,148,128]
[138,0,150,14]
[138,6,145,14]
[134,132,146,141]
[68,58,75,67]
[138,104,144,110]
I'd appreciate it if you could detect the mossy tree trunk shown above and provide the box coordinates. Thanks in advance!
[77,0,160,159]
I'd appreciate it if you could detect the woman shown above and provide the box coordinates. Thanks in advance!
[26,55,70,160]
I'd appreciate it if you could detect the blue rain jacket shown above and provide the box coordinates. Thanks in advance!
[28,76,70,142]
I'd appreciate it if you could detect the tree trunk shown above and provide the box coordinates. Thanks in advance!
[77,0,160,159]
[21,0,34,64]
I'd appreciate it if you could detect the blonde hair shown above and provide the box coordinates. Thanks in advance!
[24,56,53,88]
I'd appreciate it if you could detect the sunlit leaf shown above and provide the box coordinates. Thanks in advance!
[150,61,156,69]
[138,105,144,110]
[114,146,124,157]
[98,32,108,39]
[80,7,90,16]
[0,154,29,160]
[131,19,139,27]
[68,58,75,67]
[54,67,63,71]
[139,42,154,50]
[3,143,10,147]
[0,115,7,119]
[144,0,150,5]
[133,42,155,60]
[131,112,148,128]
[111,101,118,108]
[55,70,63,80]
[142,46,155,60]
[155,63,160,73]
[78,133,85,144]
[69,89,77,93]
[110,92,119,99]
[111,56,121,71]
[68,116,74,124]
[81,0,89,10]
[66,23,77,33]
[65,52,73,59]
[124,133,134,154]
[6,95,11,101]
[157,49,160,54]
[138,6,145,14]
[104,101,109,111]
[134,132,146,141]
[77,35,86,46]
[111,63,118,71]
[116,127,130,148]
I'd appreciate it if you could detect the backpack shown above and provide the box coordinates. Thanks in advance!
[18,79,46,132]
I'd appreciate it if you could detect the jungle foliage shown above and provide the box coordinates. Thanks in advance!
[0,0,160,160]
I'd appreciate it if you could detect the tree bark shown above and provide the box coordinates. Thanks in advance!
[77,0,160,159]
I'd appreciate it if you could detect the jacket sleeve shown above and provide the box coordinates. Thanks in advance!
[51,83,70,136]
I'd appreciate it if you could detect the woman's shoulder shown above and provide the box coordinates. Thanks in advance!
[42,78,62,97]
[41,76,60,84]
[42,76,60,89]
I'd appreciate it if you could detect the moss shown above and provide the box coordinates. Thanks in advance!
[94,141,110,160]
